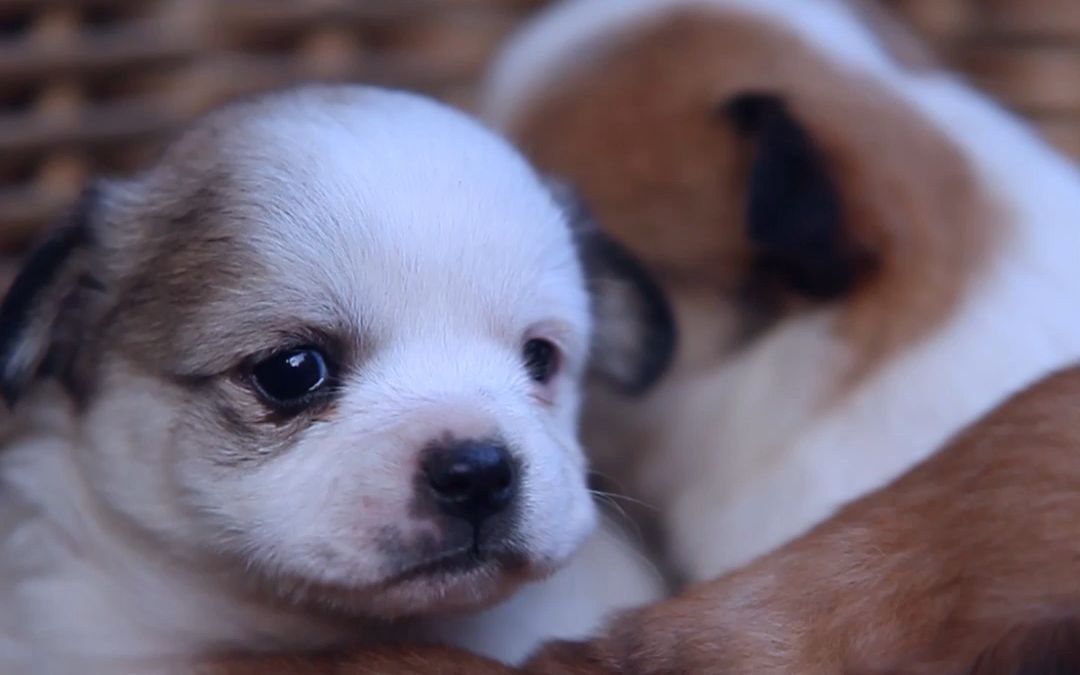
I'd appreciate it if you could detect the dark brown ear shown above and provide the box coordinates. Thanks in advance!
[721,92,875,300]
[0,186,106,407]
[547,179,676,395]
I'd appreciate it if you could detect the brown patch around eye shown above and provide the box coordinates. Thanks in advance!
[256,391,340,427]
[157,360,341,469]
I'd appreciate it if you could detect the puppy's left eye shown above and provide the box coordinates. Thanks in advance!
[523,338,559,384]
[251,347,329,406]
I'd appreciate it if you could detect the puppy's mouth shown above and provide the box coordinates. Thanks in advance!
[383,539,531,586]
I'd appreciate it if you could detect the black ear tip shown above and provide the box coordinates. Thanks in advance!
[1,382,18,410]
[0,354,23,409]
[544,175,677,396]
[0,186,100,408]
[625,269,677,395]
[591,238,678,396]
[623,327,676,395]
[720,92,788,135]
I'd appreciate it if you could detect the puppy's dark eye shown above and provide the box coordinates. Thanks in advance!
[251,347,329,405]
[523,338,559,384]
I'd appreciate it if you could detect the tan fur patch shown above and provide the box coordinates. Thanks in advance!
[508,8,1000,385]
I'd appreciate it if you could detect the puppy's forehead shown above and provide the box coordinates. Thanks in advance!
[113,87,587,370]
[194,87,573,270]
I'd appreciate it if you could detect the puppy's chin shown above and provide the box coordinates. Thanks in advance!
[255,547,561,620]
[233,507,594,620]
[368,553,555,618]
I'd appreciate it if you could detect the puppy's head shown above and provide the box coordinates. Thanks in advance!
[0,86,673,617]
[484,0,997,385]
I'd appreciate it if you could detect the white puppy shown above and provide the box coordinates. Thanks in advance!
[0,86,671,673]
[484,0,1080,584]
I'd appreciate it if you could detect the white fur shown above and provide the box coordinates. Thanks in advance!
[419,516,664,665]
[485,0,1080,582]
[0,88,662,673]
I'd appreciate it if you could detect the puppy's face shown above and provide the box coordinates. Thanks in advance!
[0,87,673,617]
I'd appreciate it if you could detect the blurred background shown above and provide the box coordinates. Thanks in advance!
[0,0,1077,264]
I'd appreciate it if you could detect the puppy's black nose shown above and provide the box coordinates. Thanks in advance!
[423,440,516,525]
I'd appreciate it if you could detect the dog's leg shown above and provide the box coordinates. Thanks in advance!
[526,367,1080,674]
[197,647,517,675]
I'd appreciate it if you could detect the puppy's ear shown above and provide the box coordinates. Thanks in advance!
[721,92,875,299]
[547,179,676,395]
[0,186,105,407]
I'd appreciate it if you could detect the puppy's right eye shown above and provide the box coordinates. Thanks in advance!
[250,347,329,406]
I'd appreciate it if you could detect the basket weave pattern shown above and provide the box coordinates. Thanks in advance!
[0,0,1075,254]
[891,0,1080,158]
[0,0,543,254]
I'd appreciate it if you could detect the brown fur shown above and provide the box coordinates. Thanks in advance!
[197,647,512,675]
[509,9,999,385]
[203,364,1080,673]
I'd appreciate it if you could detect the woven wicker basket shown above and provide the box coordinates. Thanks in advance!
[891,0,1080,158]
[0,0,1076,256]
[0,0,544,255]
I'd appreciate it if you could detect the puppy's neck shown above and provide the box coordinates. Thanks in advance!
[0,386,366,670]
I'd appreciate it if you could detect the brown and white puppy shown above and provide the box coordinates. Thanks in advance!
[0,86,673,673]
[201,363,1080,674]
[481,0,1080,584]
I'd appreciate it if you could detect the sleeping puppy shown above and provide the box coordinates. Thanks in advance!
[0,85,672,673]
[481,0,1080,584]
[202,362,1080,674]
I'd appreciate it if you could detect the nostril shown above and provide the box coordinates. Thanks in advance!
[427,458,479,498]
[422,440,517,524]
[492,463,513,492]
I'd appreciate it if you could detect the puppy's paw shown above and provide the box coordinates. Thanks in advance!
[524,610,714,675]
[526,594,830,675]
[198,647,518,675]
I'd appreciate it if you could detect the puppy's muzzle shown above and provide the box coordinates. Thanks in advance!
[422,439,517,526]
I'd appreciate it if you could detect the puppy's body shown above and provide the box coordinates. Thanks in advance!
[0,87,669,673]
[484,0,1080,581]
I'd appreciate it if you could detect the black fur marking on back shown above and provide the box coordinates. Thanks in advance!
[721,92,875,300]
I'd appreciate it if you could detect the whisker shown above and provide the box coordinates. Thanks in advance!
[588,488,654,557]
[589,489,633,527]
[588,487,659,513]
[593,509,670,593]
